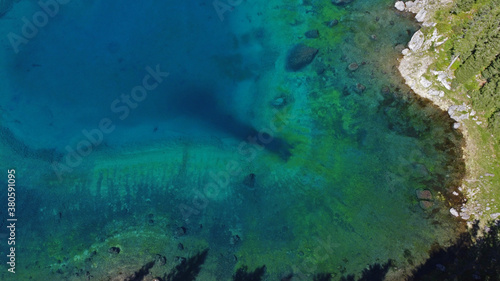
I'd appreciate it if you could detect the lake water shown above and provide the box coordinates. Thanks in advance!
[0,0,465,280]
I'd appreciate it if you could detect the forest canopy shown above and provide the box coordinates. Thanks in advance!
[450,0,500,135]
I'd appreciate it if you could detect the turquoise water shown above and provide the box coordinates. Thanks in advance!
[0,0,465,280]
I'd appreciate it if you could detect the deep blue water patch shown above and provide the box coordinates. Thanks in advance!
[3,0,269,150]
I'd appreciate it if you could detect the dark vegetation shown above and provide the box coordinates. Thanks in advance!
[449,0,500,135]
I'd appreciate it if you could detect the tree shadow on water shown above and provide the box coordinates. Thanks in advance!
[313,273,333,281]
[166,249,209,281]
[340,260,392,281]
[410,220,500,281]
[232,265,266,281]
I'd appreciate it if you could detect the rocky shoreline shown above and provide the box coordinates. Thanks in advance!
[397,0,454,111]
[396,0,500,223]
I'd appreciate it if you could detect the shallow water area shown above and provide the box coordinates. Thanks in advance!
[0,0,466,280]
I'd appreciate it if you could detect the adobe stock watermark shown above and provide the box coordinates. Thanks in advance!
[178,108,289,222]
[51,65,169,181]
[213,0,244,21]
[7,0,72,54]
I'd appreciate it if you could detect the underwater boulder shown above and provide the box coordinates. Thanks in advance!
[355,83,366,93]
[348,62,359,71]
[286,44,319,71]
[305,29,319,38]
[108,247,121,254]
[327,19,339,27]
[272,97,286,107]
[416,189,432,200]
[419,200,434,209]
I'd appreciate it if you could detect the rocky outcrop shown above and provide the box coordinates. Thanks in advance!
[399,26,452,111]
[397,0,474,127]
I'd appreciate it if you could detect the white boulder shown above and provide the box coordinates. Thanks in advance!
[408,30,425,51]
[419,76,432,88]
[395,1,405,11]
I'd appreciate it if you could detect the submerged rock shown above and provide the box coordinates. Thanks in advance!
[272,97,285,107]
[332,0,353,5]
[416,189,432,200]
[305,29,319,38]
[419,200,434,209]
[154,254,167,266]
[355,83,366,93]
[348,62,359,71]
[108,247,121,254]
[230,235,241,245]
[312,59,327,75]
[327,19,339,27]
[381,85,391,94]
[286,44,319,71]
[243,173,257,189]
[174,226,187,237]
[412,163,430,178]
